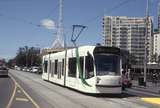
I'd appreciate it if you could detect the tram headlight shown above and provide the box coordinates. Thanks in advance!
[96,77,101,84]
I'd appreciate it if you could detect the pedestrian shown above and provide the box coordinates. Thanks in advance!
[152,72,158,86]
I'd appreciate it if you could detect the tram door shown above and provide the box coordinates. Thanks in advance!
[57,59,64,85]
[48,60,52,81]
[68,58,77,87]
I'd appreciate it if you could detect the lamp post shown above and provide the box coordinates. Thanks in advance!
[144,0,149,86]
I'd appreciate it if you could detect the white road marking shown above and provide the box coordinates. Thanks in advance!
[16,97,29,102]
[7,74,41,108]
[17,90,21,93]
[6,77,17,108]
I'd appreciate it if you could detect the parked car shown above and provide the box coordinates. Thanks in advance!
[22,67,27,72]
[31,66,42,74]
[31,66,39,73]
[15,66,21,71]
[26,68,31,72]
[37,67,42,74]
[0,66,8,77]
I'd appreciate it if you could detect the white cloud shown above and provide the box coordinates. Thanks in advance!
[40,19,56,30]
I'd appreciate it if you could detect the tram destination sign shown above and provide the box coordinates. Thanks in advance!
[94,46,120,55]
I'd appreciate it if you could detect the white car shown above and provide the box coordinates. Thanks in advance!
[22,67,27,72]
[31,67,39,73]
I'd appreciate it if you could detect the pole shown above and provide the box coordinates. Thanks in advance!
[64,34,67,86]
[144,0,149,86]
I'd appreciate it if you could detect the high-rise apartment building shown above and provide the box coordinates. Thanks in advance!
[158,1,160,32]
[103,16,153,64]
[153,33,160,56]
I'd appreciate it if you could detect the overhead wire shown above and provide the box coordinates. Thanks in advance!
[46,3,59,18]
[83,0,136,26]
[0,1,59,29]
[0,0,137,36]
[0,12,42,28]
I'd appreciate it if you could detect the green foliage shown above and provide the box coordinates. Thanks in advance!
[15,46,41,67]
[120,49,137,69]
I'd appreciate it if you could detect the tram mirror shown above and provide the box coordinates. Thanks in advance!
[87,51,93,60]
[85,51,94,79]
[87,52,94,65]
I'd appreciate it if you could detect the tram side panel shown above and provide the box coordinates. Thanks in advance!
[42,46,122,94]
[42,55,49,81]
[48,53,65,86]
[65,49,97,93]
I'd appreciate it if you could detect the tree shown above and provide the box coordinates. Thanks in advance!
[7,59,16,68]
[120,50,137,69]
[15,46,41,67]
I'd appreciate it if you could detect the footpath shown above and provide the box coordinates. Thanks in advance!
[127,80,160,97]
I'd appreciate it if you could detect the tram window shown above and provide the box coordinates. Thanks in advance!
[55,60,58,74]
[49,60,52,73]
[68,58,76,77]
[58,62,62,79]
[44,61,48,73]
[51,62,55,77]
[79,57,84,78]
[85,54,94,79]
[62,59,64,76]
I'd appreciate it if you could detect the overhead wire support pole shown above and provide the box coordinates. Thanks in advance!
[71,25,86,47]
[144,0,149,86]
[52,0,64,48]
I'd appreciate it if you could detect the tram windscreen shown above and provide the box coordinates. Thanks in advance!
[95,54,120,76]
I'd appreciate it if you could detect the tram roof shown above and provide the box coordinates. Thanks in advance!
[41,45,120,56]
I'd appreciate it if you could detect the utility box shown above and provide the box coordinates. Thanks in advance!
[138,77,145,86]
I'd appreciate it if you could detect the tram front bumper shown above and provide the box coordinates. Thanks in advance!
[96,84,122,94]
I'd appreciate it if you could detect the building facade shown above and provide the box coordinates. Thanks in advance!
[158,1,160,32]
[153,33,160,56]
[103,16,153,64]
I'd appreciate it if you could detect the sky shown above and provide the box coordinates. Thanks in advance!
[0,0,159,59]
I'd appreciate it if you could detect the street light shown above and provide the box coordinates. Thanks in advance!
[143,0,149,86]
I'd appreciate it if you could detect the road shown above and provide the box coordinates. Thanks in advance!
[0,69,159,108]
[0,76,14,108]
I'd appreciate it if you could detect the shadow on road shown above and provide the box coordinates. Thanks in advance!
[0,75,10,78]
[45,80,136,98]
[87,93,136,98]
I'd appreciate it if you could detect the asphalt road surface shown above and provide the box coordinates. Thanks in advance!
[0,69,159,108]
[0,76,14,108]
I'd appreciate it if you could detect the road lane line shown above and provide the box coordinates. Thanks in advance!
[16,97,29,102]
[6,76,17,108]
[17,90,21,93]
[141,98,160,105]
[9,74,41,108]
